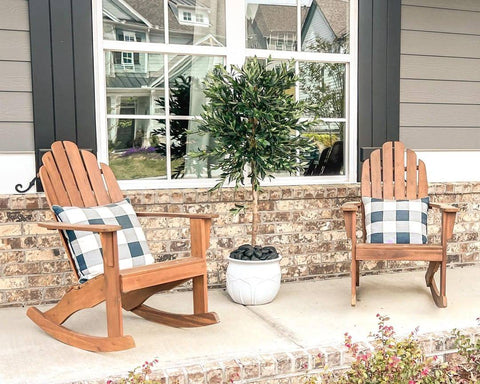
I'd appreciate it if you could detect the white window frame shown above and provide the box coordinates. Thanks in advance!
[92,0,358,190]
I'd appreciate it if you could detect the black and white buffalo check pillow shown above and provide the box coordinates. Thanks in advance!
[52,199,154,282]
[362,197,429,244]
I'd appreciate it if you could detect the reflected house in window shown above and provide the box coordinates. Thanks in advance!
[246,0,348,53]
[104,0,225,153]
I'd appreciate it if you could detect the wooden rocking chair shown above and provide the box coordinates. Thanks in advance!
[27,141,219,352]
[342,141,458,308]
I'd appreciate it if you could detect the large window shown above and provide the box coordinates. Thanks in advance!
[96,0,357,188]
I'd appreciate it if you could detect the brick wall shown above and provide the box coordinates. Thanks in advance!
[1,182,479,307]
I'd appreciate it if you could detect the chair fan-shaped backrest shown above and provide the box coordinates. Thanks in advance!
[39,141,124,208]
[361,141,428,199]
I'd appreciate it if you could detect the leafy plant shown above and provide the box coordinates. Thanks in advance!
[192,57,315,246]
[451,320,480,383]
[310,314,456,384]
[107,359,159,384]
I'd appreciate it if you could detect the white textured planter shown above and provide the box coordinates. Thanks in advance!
[226,255,282,305]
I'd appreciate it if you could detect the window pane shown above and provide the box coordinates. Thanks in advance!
[303,122,345,176]
[173,120,218,179]
[103,0,165,43]
[301,0,349,53]
[168,55,224,116]
[108,119,167,180]
[246,1,297,50]
[105,52,165,115]
[169,0,226,46]
[299,61,345,118]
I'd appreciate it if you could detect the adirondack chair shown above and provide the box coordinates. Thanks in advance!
[26,141,219,352]
[342,141,458,308]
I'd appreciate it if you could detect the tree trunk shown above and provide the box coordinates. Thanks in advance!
[251,184,259,246]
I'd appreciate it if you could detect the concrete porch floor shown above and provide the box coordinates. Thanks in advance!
[2,265,480,384]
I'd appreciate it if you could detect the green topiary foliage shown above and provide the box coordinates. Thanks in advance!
[192,57,315,246]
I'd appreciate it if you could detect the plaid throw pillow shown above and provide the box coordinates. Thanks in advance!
[52,199,154,282]
[362,197,429,244]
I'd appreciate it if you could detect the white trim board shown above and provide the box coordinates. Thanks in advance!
[0,153,36,194]
[416,151,480,182]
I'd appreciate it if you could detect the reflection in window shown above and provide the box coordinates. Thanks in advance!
[103,0,225,46]
[105,51,223,180]
[301,0,349,53]
[246,1,297,50]
[304,122,345,176]
[299,62,345,118]
[246,0,349,53]
[108,119,167,180]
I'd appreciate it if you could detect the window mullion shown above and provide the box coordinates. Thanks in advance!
[164,53,171,180]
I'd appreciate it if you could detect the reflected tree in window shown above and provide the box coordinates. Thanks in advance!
[152,75,191,178]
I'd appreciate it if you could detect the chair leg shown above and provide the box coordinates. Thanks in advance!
[356,261,360,287]
[425,261,447,308]
[351,258,357,306]
[193,274,209,314]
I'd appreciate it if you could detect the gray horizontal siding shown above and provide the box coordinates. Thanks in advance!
[0,123,34,151]
[0,0,34,152]
[400,104,480,127]
[0,0,29,31]
[0,61,32,92]
[401,30,480,58]
[0,93,33,122]
[401,127,480,150]
[401,56,480,81]
[402,5,480,35]
[402,0,480,12]
[400,0,480,150]
[0,30,30,61]
[400,80,480,104]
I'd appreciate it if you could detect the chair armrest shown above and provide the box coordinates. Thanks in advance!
[341,201,361,212]
[136,212,219,219]
[429,203,458,242]
[428,202,459,213]
[38,222,122,233]
[342,201,361,240]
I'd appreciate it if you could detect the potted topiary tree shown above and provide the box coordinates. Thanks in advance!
[193,57,315,305]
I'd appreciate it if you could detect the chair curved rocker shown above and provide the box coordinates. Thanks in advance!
[26,141,219,352]
[342,141,458,308]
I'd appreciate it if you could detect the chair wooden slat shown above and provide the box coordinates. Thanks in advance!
[382,142,394,199]
[406,149,418,199]
[101,163,124,203]
[361,160,371,197]
[418,160,428,197]
[63,142,97,207]
[41,152,72,206]
[50,142,84,206]
[81,150,112,206]
[394,141,406,199]
[370,149,382,198]
[39,167,60,208]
